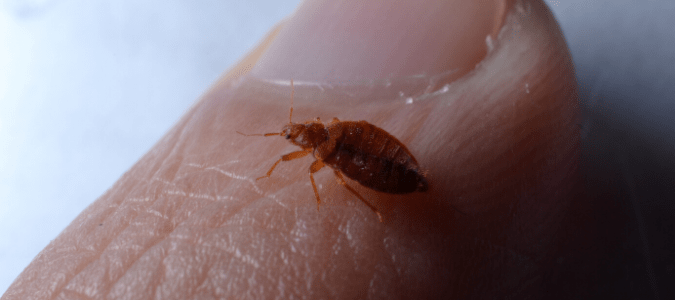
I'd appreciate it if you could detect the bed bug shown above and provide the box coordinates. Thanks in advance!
[237,80,428,221]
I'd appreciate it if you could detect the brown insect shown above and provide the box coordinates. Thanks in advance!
[237,80,428,221]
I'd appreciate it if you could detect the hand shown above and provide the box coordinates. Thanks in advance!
[4,0,590,298]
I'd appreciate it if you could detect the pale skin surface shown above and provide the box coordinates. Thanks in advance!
[4,0,601,299]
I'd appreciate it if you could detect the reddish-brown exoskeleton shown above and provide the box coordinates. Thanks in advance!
[238,80,428,221]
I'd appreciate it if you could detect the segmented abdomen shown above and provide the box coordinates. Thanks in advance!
[321,121,428,194]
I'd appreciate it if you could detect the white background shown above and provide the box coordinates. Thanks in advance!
[1,0,674,297]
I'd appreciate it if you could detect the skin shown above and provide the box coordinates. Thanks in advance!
[4,0,602,299]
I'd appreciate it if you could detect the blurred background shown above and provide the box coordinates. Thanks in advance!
[1,0,673,298]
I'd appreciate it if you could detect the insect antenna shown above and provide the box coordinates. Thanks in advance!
[236,80,295,137]
[289,79,294,124]
[236,131,281,137]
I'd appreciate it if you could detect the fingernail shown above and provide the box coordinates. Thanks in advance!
[252,0,507,84]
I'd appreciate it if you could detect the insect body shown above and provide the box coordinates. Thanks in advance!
[238,80,428,221]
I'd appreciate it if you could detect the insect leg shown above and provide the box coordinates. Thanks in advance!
[308,160,325,211]
[256,150,310,180]
[333,170,383,222]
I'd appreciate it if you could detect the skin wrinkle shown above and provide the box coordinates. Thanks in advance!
[83,219,158,297]
[64,155,203,298]
[51,208,138,299]
[52,154,178,298]
[58,289,92,300]
[107,246,163,299]
[164,246,203,299]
